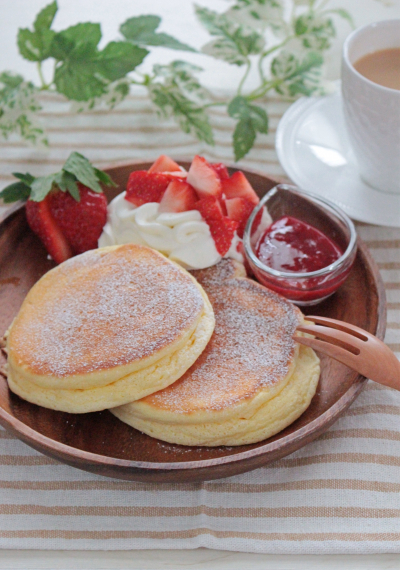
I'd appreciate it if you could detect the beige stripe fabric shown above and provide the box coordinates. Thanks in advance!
[0,92,400,554]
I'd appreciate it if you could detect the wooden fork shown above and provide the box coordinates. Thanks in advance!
[294,316,400,390]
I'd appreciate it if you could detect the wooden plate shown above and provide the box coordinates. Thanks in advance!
[0,162,386,483]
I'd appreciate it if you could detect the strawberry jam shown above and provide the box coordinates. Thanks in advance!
[256,216,342,273]
[252,216,349,304]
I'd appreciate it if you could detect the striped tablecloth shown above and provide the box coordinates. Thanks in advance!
[0,91,399,554]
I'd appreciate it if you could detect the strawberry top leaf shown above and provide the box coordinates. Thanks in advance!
[13,172,35,185]
[30,174,56,201]
[0,182,31,204]
[63,152,103,193]
[0,151,116,204]
[53,170,80,201]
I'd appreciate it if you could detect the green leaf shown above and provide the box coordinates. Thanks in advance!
[54,60,107,101]
[13,172,35,185]
[0,153,113,203]
[93,167,117,187]
[150,83,214,145]
[195,5,227,36]
[0,74,47,145]
[228,96,268,132]
[0,181,31,203]
[0,72,24,89]
[324,8,354,28]
[152,61,208,101]
[51,24,106,100]
[135,32,195,52]
[51,23,147,101]
[227,95,249,118]
[294,13,335,50]
[71,79,131,112]
[120,15,161,39]
[17,27,55,62]
[195,5,264,65]
[53,170,80,200]
[30,174,56,202]
[96,42,148,81]
[34,1,57,32]
[65,176,80,200]
[149,61,213,145]
[120,14,195,52]
[62,152,103,193]
[228,96,268,160]
[226,0,285,34]
[271,50,324,97]
[248,105,268,133]
[232,118,255,161]
[17,1,58,62]
[50,23,101,60]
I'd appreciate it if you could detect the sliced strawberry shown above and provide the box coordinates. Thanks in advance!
[211,162,230,180]
[125,171,170,206]
[194,196,224,221]
[162,171,187,179]
[159,179,197,213]
[219,196,228,216]
[194,196,238,256]
[225,197,255,238]
[187,155,222,199]
[148,155,182,173]
[221,171,259,206]
[209,217,238,256]
[26,197,72,264]
[49,184,107,255]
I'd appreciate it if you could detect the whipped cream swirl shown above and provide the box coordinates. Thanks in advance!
[98,192,243,270]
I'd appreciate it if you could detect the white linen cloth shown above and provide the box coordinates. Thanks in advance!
[0,92,399,554]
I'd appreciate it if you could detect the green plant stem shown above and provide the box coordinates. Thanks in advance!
[37,62,49,90]
[247,78,283,101]
[129,77,146,86]
[237,58,251,95]
[201,101,226,109]
[257,36,294,83]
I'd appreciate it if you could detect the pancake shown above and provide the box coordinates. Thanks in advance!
[6,244,215,413]
[111,260,320,446]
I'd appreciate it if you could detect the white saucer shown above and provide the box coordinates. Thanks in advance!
[276,91,400,227]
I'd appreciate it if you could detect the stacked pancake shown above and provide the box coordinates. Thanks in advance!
[5,244,215,413]
[112,260,320,446]
[5,245,320,446]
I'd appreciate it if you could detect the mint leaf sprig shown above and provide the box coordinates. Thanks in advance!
[0,152,116,204]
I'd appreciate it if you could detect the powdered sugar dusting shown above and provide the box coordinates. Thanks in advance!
[146,259,302,412]
[11,245,204,377]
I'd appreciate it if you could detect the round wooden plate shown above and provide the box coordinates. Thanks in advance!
[0,162,386,482]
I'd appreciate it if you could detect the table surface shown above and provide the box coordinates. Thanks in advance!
[2,1,400,568]
[1,549,400,569]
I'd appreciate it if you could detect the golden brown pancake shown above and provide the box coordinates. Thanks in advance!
[112,260,320,446]
[6,244,215,412]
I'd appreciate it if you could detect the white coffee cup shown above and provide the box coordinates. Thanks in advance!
[342,20,400,194]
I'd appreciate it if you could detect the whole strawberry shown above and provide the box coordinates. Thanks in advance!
[0,152,115,264]
[49,184,107,254]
